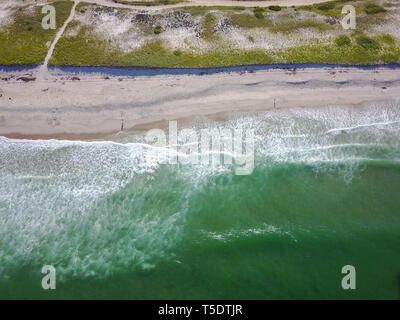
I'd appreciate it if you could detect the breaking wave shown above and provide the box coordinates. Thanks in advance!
[0,102,399,280]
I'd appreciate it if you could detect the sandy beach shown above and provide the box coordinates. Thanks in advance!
[0,66,399,139]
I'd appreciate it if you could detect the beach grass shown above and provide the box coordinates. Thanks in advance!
[229,13,273,28]
[364,3,386,14]
[50,0,400,67]
[270,19,332,33]
[201,13,218,41]
[50,31,400,67]
[280,41,399,64]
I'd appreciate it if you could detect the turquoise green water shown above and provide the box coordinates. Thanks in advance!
[0,104,399,299]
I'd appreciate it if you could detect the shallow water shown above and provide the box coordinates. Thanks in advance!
[1,63,400,77]
[0,103,399,299]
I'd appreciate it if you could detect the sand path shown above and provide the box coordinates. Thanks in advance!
[43,0,80,68]
[83,0,331,10]
[37,0,80,77]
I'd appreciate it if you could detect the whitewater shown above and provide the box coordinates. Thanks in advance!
[0,102,399,299]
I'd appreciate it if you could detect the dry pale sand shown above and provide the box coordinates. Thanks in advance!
[0,66,399,139]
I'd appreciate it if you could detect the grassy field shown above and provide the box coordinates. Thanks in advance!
[51,28,400,67]
[0,1,73,65]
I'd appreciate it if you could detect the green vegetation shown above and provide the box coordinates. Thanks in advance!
[301,1,342,18]
[154,25,162,34]
[229,13,272,29]
[2,0,399,67]
[380,52,398,63]
[136,22,157,35]
[278,42,399,64]
[335,35,351,46]
[48,1,399,67]
[364,3,386,14]
[270,19,331,33]
[51,31,400,67]
[201,13,217,41]
[51,37,276,67]
[253,7,265,19]
[377,34,395,45]
[268,6,282,12]
[173,49,182,56]
[356,35,380,50]
[0,1,73,64]
[316,1,336,11]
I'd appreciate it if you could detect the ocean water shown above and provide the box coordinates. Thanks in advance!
[0,103,399,299]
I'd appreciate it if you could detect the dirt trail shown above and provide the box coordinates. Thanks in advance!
[39,0,79,75]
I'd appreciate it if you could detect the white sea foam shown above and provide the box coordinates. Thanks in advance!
[0,102,399,279]
[204,223,297,243]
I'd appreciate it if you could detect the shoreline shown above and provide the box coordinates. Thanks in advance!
[1,63,400,76]
[0,66,399,140]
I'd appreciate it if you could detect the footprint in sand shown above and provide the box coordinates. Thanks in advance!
[0,88,10,102]
[47,109,61,127]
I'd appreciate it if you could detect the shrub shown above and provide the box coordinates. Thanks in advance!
[248,35,255,43]
[271,19,330,33]
[229,13,272,28]
[335,35,351,46]
[380,52,398,63]
[356,36,380,49]
[317,2,336,11]
[269,5,281,11]
[254,11,264,19]
[201,13,217,40]
[154,25,162,34]
[379,34,395,45]
[364,3,386,14]
[173,50,182,56]
[253,7,264,19]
